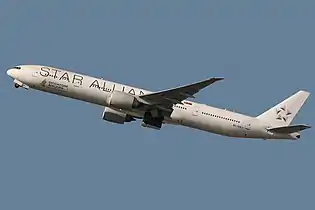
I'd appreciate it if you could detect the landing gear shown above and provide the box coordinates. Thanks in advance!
[141,111,164,130]
[14,83,20,88]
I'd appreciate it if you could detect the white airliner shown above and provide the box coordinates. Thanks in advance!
[7,65,311,140]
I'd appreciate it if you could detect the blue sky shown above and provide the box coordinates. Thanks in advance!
[0,1,314,209]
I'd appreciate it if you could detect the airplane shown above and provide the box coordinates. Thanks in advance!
[6,65,311,140]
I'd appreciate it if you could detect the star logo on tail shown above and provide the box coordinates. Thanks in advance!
[275,106,292,122]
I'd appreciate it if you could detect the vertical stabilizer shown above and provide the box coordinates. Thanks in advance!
[257,90,310,126]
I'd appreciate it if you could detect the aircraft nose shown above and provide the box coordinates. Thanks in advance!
[7,69,17,78]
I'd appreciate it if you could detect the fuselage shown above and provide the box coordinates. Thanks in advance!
[7,65,298,140]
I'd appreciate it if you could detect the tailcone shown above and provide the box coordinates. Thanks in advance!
[290,132,301,140]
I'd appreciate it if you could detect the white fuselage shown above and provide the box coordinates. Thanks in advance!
[8,65,298,140]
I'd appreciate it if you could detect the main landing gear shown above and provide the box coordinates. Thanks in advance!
[141,111,164,130]
[14,83,20,88]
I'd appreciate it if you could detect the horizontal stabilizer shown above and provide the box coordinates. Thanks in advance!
[268,124,311,134]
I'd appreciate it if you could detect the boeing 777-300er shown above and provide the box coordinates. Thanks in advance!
[7,65,311,140]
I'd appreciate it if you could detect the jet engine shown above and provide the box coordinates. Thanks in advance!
[106,90,140,110]
[102,107,135,124]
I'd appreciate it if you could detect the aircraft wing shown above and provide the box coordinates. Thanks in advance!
[139,77,223,108]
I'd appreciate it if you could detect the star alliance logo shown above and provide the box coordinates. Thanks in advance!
[40,79,47,87]
[275,106,292,122]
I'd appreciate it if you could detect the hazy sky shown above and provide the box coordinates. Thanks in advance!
[0,1,314,209]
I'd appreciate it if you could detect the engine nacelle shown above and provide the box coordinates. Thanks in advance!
[102,107,135,124]
[106,91,140,110]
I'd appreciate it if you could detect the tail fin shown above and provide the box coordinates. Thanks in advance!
[257,90,310,126]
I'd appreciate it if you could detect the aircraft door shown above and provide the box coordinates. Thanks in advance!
[32,71,39,77]
[192,105,200,116]
[243,122,251,137]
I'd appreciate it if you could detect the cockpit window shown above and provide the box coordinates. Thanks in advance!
[12,66,21,70]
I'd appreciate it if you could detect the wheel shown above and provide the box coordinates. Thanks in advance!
[14,83,20,88]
